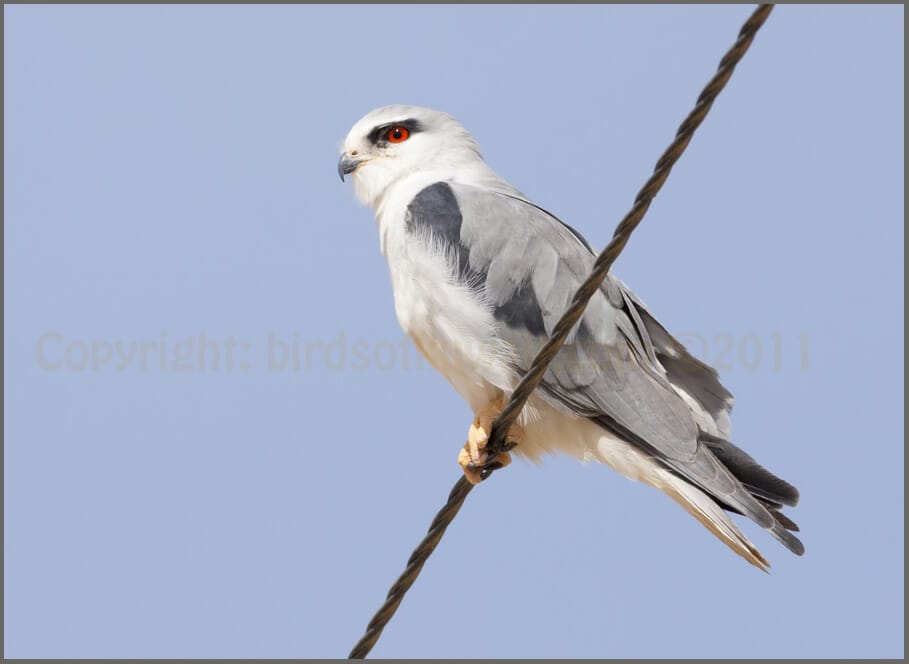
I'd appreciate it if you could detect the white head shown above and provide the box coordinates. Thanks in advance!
[338,105,489,208]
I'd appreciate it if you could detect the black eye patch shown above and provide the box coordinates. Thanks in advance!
[367,118,424,146]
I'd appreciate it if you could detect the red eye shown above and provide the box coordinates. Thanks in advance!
[387,126,410,143]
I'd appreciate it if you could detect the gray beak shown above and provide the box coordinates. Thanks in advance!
[338,153,364,182]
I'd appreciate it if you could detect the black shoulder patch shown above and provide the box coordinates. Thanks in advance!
[406,182,462,238]
[406,182,472,281]
[493,282,546,336]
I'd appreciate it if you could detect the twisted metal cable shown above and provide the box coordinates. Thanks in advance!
[349,5,773,659]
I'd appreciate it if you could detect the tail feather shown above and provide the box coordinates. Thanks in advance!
[659,471,771,571]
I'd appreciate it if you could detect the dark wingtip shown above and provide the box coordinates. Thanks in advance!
[770,509,800,532]
[771,523,805,556]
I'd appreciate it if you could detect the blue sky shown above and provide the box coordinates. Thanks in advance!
[4,4,903,658]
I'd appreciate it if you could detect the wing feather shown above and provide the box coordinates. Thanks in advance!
[451,182,701,461]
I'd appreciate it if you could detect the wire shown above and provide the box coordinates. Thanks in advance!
[348,5,774,658]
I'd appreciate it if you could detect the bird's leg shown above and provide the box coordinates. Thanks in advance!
[458,395,524,484]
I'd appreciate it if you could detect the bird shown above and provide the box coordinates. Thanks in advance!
[338,104,803,570]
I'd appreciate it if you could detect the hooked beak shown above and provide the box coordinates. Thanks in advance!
[338,152,365,182]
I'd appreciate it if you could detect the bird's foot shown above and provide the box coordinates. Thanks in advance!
[458,396,524,484]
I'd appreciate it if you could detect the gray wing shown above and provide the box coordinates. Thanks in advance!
[619,283,735,439]
[406,181,802,555]
[443,181,703,457]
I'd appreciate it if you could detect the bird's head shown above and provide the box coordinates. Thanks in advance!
[338,105,484,208]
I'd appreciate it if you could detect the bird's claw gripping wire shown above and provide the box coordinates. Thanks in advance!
[459,397,523,485]
[473,439,519,481]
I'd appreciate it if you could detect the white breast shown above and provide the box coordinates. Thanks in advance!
[372,176,515,414]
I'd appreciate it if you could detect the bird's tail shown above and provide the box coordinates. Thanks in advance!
[591,434,774,570]
[590,422,802,570]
